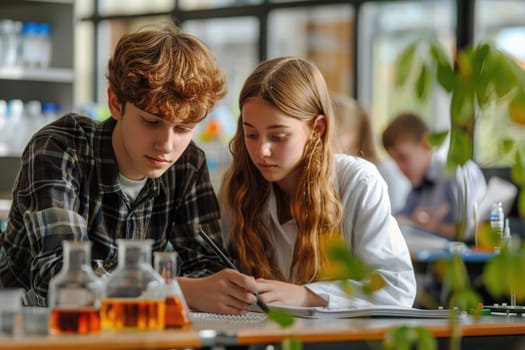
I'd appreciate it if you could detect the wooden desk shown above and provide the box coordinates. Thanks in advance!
[205,316,525,347]
[1,315,525,350]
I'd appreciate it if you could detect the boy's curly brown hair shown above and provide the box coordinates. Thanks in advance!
[106,23,227,123]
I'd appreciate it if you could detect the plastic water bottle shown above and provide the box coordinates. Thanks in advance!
[41,102,59,124]
[0,20,22,67]
[25,100,43,139]
[37,23,52,67]
[21,22,39,67]
[0,100,7,155]
[490,201,504,252]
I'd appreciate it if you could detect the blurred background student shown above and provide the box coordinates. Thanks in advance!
[382,112,487,241]
[331,94,410,213]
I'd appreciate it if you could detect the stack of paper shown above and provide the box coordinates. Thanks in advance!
[399,224,452,252]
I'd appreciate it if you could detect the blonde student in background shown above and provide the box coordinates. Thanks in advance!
[331,94,410,213]
[219,57,416,309]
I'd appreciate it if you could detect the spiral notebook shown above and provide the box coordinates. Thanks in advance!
[191,311,267,322]
[263,304,459,319]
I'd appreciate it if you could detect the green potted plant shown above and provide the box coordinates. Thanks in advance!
[395,39,525,218]
[392,38,525,350]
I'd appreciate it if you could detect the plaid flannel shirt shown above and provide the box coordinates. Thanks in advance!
[0,114,226,305]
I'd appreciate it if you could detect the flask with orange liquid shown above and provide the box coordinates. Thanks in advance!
[100,239,165,331]
[48,241,103,334]
[154,251,192,328]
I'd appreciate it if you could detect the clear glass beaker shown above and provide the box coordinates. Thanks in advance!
[0,287,24,335]
[154,251,192,328]
[48,241,103,334]
[100,239,165,331]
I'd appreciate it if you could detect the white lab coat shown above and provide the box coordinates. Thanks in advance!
[222,154,416,309]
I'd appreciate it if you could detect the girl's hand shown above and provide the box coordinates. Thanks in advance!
[256,278,327,307]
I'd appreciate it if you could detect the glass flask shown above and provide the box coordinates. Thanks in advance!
[154,251,192,328]
[48,241,103,334]
[100,239,165,331]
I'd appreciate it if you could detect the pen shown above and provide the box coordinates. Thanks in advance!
[197,226,270,313]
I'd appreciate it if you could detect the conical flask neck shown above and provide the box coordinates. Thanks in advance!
[62,241,91,271]
[117,240,153,269]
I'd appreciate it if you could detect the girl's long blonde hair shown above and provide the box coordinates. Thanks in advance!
[220,57,343,284]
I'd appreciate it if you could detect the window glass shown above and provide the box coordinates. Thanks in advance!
[183,17,258,118]
[360,1,455,159]
[75,0,94,17]
[475,0,525,166]
[268,4,354,96]
[75,1,95,107]
[183,18,259,190]
[178,0,261,10]
[95,17,173,105]
[74,20,94,108]
[97,0,173,16]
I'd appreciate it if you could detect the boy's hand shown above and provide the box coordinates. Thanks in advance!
[411,204,458,239]
[411,204,449,230]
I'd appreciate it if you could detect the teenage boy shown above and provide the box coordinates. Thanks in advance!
[0,24,258,314]
[382,112,486,240]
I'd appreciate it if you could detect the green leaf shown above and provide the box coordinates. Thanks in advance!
[508,89,525,125]
[484,250,525,302]
[416,63,431,101]
[492,53,518,98]
[282,338,303,350]
[450,85,475,124]
[326,242,352,261]
[509,254,525,301]
[340,279,354,296]
[471,44,493,108]
[362,273,386,295]
[499,138,516,155]
[396,42,418,87]
[416,327,438,350]
[484,253,510,298]
[267,309,295,329]
[431,42,455,92]
[427,131,449,147]
[444,255,469,292]
[430,41,450,66]
[511,150,525,185]
[519,186,525,219]
[384,326,412,350]
[325,239,371,280]
[447,128,473,167]
[384,326,436,350]
[449,289,482,311]
[433,256,472,294]
[456,50,473,82]
[436,61,456,93]
[471,43,491,78]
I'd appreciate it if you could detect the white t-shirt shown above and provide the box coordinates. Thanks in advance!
[221,154,416,309]
[119,173,147,203]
